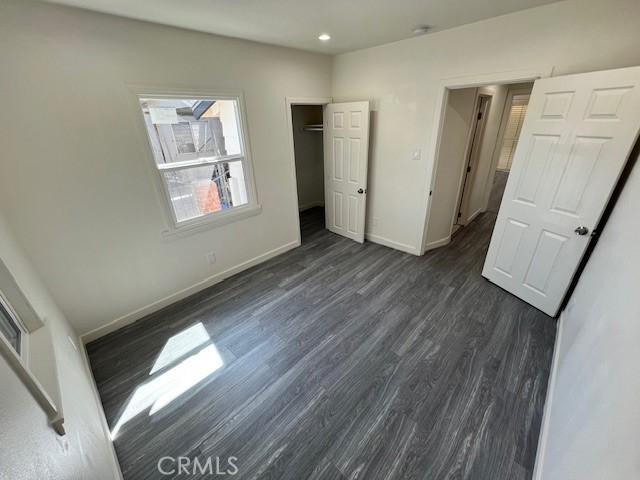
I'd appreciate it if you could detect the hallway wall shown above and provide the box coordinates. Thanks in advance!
[425,88,477,245]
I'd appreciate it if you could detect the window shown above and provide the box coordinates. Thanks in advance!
[137,95,255,227]
[0,293,27,358]
[497,93,530,171]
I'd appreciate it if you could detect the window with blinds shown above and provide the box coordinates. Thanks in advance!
[497,94,530,171]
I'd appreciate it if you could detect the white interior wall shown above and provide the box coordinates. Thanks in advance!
[425,88,477,245]
[0,0,331,338]
[292,105,325,210]
[332,0,640,254]
[535,151,640,480]
[0,212,120,480]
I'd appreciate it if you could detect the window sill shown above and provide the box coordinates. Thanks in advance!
[0,330,64,435]
[161,204,262,241]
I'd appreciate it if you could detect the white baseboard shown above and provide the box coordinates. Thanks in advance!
[365,233,420,255]
[464,208,483,225]
[424,235,451,252]
[298,201,324,212]
[532,312,564,480]
[81,240,300,343]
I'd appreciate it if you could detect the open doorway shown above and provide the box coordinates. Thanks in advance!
[290,103,326,242]
[424,81,534,247]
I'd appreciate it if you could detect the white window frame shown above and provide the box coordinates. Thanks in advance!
[130,87,261,237]
[0,290,29,362]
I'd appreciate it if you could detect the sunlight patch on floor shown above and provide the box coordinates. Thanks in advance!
[110,323,223,439]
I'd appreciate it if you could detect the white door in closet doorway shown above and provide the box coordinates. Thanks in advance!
[324,101,370,243]
[483,66,640,316]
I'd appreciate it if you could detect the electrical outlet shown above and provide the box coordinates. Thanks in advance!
[205,252,217,265]
[371,216,379,227]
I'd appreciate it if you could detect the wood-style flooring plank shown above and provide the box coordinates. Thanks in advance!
[87,196,555,480]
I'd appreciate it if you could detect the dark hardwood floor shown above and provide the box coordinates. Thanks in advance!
[87,207,556,480]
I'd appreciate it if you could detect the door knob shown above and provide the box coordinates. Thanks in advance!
[574,226,589,236]
[357,188,365,194]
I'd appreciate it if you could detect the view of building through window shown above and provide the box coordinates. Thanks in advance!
[139,98,249,224]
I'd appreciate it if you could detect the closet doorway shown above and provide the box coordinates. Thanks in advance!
[289,100,328,242]
[287,98,371,245]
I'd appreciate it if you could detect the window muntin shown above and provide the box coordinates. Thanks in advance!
[163,161,247,223]
[138,96,251,226]
[0,295,25,356]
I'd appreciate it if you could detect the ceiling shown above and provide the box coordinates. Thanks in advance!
[43,0,563,54]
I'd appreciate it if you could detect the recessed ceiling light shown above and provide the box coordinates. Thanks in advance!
[318,33,331,41]
[413,25,431,36]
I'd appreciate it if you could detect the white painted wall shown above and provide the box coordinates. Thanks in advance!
[332,0,640,254]
[0,212,121,480]
[535,151,640,480]
[0,0,331,337]
[291,105,325,210]
[425,88,477,245]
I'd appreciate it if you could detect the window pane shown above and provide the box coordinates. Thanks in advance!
[164,161,248,223]
[0,302,21,355]
[190,121,211,152]
[139,98,243,165]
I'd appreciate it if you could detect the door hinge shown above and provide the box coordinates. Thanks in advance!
[467,166,471,173]
[457,212,462,218]
[477,111,483,120]
[429,190,432,196]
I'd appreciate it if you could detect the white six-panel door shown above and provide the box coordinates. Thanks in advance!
[324,102,370,243]
[483,66,640,316]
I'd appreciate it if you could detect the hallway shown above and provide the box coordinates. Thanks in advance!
[87,209,556,480]
[487,170,510,214]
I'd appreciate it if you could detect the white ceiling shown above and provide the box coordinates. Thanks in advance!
[43,0,563,54]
